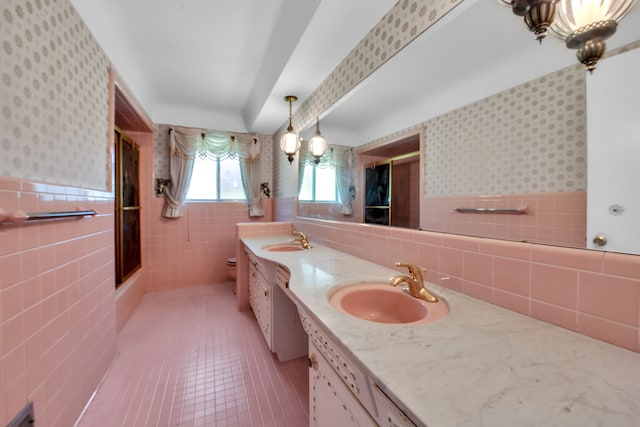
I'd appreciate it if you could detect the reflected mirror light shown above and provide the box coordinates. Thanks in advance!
[308,118,328,164]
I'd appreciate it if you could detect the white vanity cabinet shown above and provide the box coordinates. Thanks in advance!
[245,246,307,362]
[248,251,272,344]
[309,341,377,427]
[299,306,418,427]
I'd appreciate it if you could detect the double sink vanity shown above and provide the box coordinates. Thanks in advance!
[240,232,640,426]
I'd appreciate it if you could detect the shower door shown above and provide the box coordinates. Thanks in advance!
[364,163,391,225]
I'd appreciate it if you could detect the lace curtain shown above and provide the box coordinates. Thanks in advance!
[163,126,263,218]
[298,144,354,215]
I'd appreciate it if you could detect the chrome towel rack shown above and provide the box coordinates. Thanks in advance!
[455,206,528,215]
[0,209,97,225]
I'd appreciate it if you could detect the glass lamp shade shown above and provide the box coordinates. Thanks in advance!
[550,0,637,71]
[308,134,328,164]
[280,129,300,164]
[551,0,636,38]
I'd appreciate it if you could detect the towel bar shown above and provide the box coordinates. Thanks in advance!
[0,209,97,225]
[455,206,528,214]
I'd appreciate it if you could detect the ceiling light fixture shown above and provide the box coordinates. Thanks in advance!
[280,95,301,164]
[549,0,637,72]
[499,0,559,43]
[308,117,328,164]
[500,0,637,72]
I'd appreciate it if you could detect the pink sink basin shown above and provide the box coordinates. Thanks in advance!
[329,283,448,324]
[262,243,304,252]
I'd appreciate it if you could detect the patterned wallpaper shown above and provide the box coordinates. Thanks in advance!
[355,41,640,198]
[1,0,111,190]
[426,64,587,197]
[274,0,463,198]
[287,0,464,134]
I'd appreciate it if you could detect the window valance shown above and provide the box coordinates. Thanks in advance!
[170,126,261,161]
[298,143,353,169]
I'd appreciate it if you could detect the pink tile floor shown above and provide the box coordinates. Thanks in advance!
[77,284,309,427]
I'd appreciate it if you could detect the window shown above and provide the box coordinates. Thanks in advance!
[186,156,246,201]
[299,163,337,202]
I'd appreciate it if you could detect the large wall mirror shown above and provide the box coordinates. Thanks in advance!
[296,0,640,255]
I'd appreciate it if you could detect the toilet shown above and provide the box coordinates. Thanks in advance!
[226,256,237,284]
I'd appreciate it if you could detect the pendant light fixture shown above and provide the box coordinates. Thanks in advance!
[280,95,301,164]
[500,0,637,72]
[308,117,328,164]
[499,0,559,43]
[550,0,637,72]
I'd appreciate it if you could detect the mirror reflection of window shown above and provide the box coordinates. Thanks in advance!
[299,163,337,202]
[298,164,314,201]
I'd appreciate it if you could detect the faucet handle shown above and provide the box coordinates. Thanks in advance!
[395,262,424,282]
[291,230,311,248]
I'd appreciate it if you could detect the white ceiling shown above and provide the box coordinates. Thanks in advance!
[69,0,395,134]
[71,0,640,142]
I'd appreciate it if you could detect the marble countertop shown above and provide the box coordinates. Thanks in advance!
[242,236,640,426]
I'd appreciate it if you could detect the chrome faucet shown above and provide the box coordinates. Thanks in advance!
[290,230,312,249]
[389,262,439,303]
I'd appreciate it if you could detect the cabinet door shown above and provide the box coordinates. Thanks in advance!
[255,274,271,346]
[309,343,376,427]
[248,262,259,312]
[248,262,269,344]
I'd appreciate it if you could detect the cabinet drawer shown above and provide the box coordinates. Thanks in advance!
[276,265,290,289]
[247,252,267,278]
[371,385,417,427]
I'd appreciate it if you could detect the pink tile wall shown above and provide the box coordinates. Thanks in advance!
[422,192,586,248]
[142,197,274,291]
[0,177,116,427]
[274,197,297,222]
[293,217,640,352]
[139,121,276,292]
[115,271,144,333]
